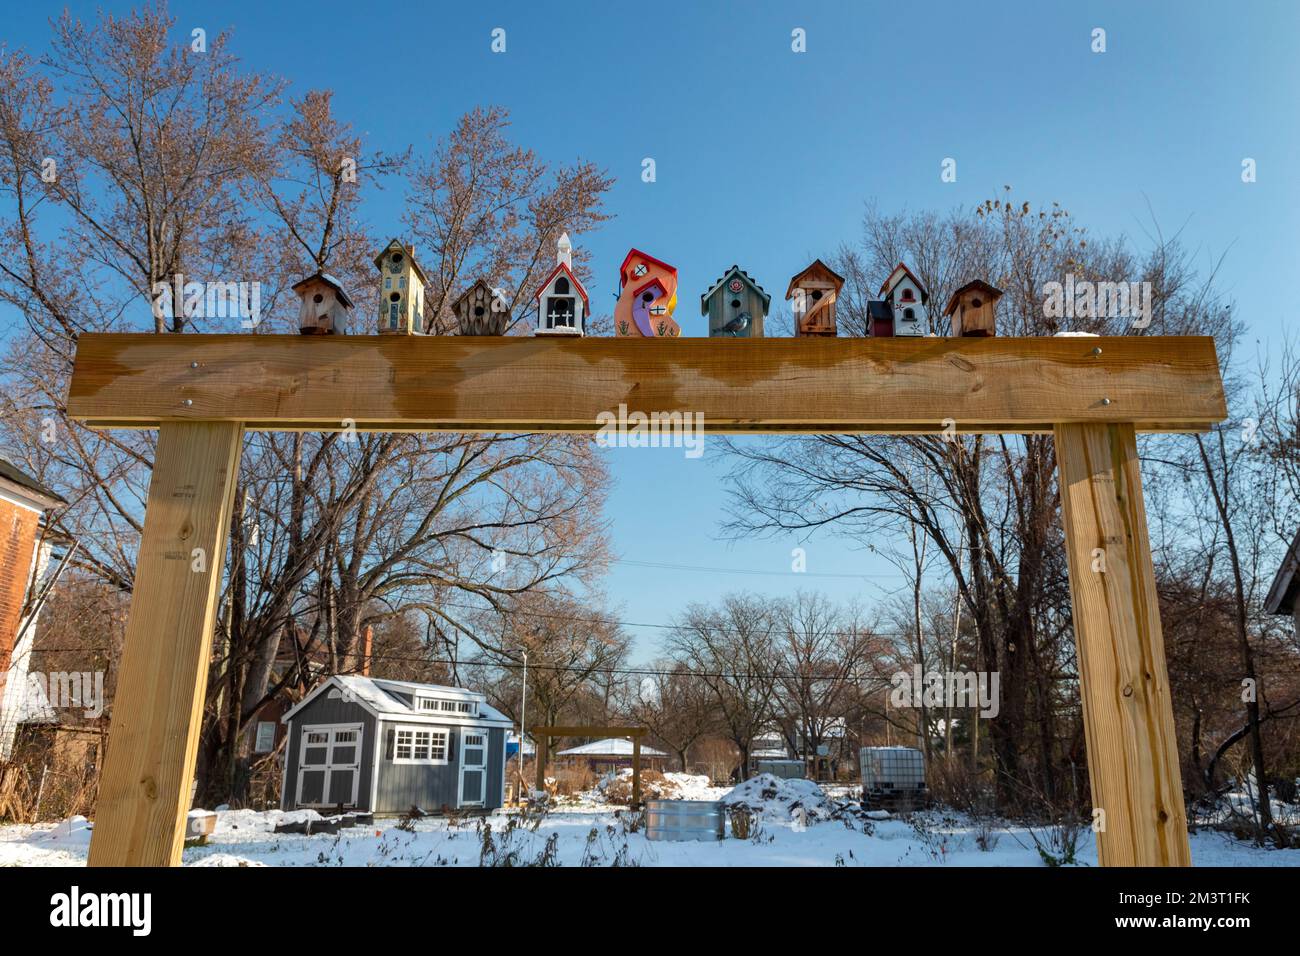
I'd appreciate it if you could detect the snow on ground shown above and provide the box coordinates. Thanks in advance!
[2,785,1297,868]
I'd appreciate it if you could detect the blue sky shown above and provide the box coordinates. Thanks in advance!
[5,1,1297,661]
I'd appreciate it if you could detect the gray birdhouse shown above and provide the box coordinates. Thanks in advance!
[453,279,508,335]
[701,266,770,338]
[292,272,353,335]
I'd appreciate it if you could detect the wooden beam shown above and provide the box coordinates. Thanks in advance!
[87,421,244,867]
[529,725,647,738]
[1056,422,1191,867]
[67,334,1226,434]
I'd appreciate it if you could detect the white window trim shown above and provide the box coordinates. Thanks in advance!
[392,723,451,766]
[254,721,276,753]
[295,722,363,808]
[458,730,489,807]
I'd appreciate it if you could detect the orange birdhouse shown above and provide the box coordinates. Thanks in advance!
[614,249,679,337]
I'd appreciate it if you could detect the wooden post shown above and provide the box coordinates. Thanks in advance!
[1055,422,1191,866]
[87,422,244,867]
[534,734,547,795]
[632,737,642,806]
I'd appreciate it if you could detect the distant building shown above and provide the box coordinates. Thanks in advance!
[0,458,66,760]
[1265,527,1300,633]
[556,737,667,774]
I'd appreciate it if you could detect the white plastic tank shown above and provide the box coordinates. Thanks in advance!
[859,746,927,809]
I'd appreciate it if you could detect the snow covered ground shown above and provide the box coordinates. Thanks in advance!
[2,776,1296,868]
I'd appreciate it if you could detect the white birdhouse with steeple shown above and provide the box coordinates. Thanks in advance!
[533,232,588,336]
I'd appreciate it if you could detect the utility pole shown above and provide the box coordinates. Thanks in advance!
[517,649,528,804]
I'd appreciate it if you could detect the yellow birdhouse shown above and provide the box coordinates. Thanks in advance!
[943,279,1004,337]
[292,272,353,335]
[374,239,428,334]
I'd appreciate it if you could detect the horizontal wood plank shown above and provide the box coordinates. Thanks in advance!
[67,334,1227,434]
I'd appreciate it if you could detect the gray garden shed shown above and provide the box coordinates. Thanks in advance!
[280,675,512,814]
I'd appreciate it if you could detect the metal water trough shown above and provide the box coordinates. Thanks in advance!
[644,800,725,842]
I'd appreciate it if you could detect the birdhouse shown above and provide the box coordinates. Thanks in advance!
[786,259,844,337]
[876,262,929,337]
[452,279,508,336]
[702,266,770,338]
[374,239,428,335]
[292,272,353,335]
[944,280,1003,337]
[534,232,589,336]
[614,249,680,337]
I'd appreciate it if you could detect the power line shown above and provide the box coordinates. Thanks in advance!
[610,558,905,581]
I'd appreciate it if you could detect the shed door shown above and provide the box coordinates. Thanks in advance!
[296,724,363,808]
[459,731,488,806]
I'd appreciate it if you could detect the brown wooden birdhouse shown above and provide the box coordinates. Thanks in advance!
[786,259,845,337]
[292,272,353,335]
[453,279,508,336]
[374,239,428,334]
[944,279,1004,337]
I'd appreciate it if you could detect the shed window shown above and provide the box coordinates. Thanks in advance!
[393,726,449,764]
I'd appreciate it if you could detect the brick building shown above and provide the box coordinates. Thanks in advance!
[0,458,65,759]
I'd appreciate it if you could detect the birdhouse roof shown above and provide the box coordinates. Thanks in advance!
[373,239,429,285]
[785,259,845,300]
[879,262,929,302]
[618,248,676,287]
[291,271,355,309]
[533,261,590,314]
[867,299,894,322]
[451,278,497,313]
[942,279,1005,317]
[700,265,771,315]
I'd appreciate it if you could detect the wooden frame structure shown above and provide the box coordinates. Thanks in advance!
[529,726,648,806]
[66,333,1227,867]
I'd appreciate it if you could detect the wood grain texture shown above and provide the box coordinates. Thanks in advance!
[1056,422,1191,867]
[67,334,1226,434]
[87,421,243,867]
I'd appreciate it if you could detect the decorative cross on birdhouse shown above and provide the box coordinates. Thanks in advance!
[374,239,428,335]
[944,279,1003,337]
[786,259,845,337]
[702,266,770,337]
[452,279,508,336]
[292,272,353,335]
[534,232,589,336]
[875,262,929,337]
[615,249,679,337]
